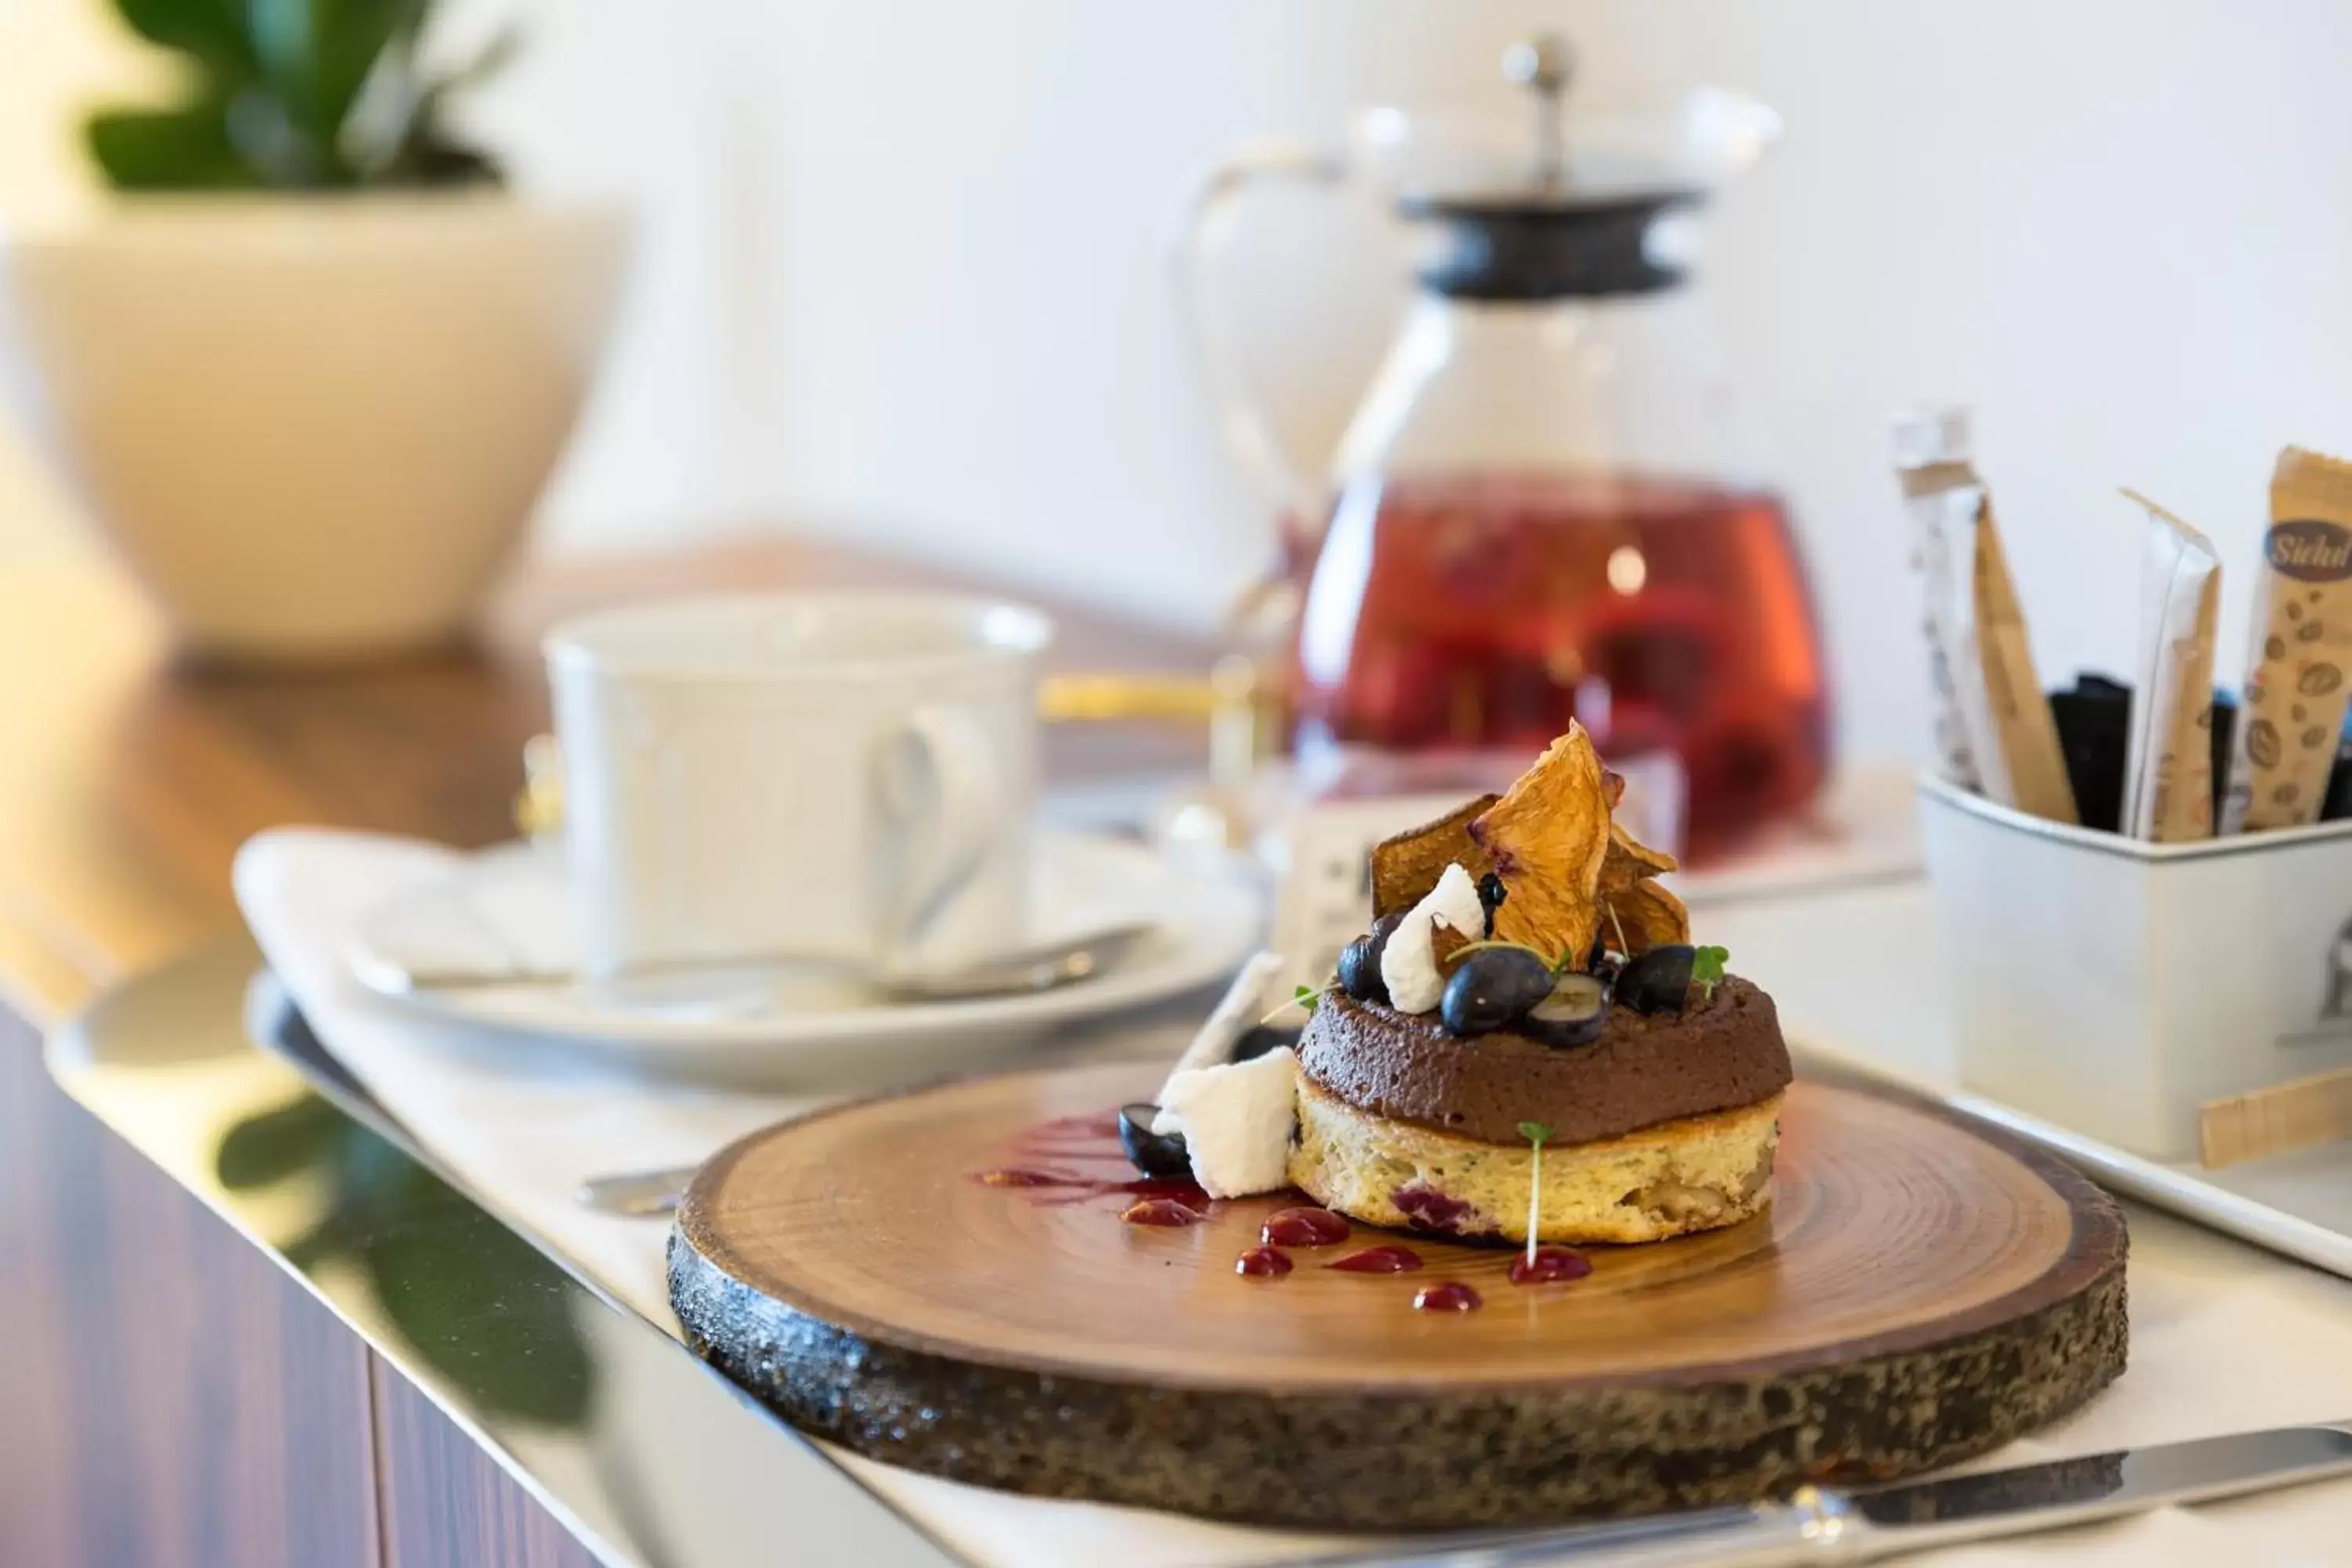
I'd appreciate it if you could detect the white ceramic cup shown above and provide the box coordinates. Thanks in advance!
[544,592,1051,982]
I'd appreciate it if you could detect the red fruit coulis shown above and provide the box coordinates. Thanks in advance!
[1413,1281,1483,1312]
[1261,1207,1351,1248]
[1328,1244,1423,1274]
[1234,1246,1293,1277]
[974,1167,1214,1210]
[1121,1197,1205,1227]
[1508,1247,1593,1286]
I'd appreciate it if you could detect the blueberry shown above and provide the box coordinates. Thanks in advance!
[1338,911,1406,1003]
[1615,944,1697,1015]
[1117,1102,1192,1178]
[1476,872,1508,936]
[1230,1024,1299,1063]
[1439,948,1554,1036]
[1524,972,1609,1047]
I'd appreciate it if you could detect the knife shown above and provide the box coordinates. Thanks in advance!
[1282,1423,2352,1565]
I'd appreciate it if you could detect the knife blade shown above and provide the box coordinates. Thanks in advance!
[1276,1422,2352,1566]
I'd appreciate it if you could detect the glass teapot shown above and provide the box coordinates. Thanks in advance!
[1179,38,1831,860]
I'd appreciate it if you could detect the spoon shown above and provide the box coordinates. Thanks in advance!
[385,921,1153,1004]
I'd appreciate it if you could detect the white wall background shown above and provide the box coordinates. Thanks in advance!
[9,2,2352,769]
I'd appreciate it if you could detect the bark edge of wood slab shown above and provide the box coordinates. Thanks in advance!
[667,1064,2128,1530]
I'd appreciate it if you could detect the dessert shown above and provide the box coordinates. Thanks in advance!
[1290,724,1791,1246]
[1116,722,1790,1293]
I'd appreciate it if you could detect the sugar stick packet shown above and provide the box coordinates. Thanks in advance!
[1893,408,2079,823]
[2223,445,2352,832]
[2118,490,2220,840]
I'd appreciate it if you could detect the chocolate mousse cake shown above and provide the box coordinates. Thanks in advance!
[1286,724,1794,1245]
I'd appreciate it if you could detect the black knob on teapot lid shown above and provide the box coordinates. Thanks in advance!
[1399,34,1701,300]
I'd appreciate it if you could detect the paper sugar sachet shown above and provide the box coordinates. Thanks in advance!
[1893,408,2079,824]
[2118,491,2221,841]
[2222,446,2352,832]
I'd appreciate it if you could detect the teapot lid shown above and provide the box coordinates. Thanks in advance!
[1392,38,1751,299]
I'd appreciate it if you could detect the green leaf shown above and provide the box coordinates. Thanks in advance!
[113,0,261,73]
[1517,1120,1552,1146]
[93,0,504,192]
[1693,945,1730,1000]
[86,100,263,190]
[1294,984,1321,1017]
[307,0,430,146]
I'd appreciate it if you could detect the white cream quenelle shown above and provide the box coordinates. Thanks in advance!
[1147,951,1302,1199]
[1893,408,2078,825]
[1156,1047,1299,1200]
[2119,489,2221,842]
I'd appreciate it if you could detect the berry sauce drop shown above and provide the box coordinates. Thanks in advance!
[1234,1247,1293,1278]
[1413,1281,1483,1312]
[1328,1244,1422,1274]
[1121,1198,1204,1227]
[1261,1207,1351,1248]
[1508,1247,1593,1286]
[974,1167,1212,1210]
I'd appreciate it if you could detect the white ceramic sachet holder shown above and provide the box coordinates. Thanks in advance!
[1919,773,2352,1160]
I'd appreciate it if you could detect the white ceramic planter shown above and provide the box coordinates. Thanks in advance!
[0,194,627,661]
[1918,772,2352,1159]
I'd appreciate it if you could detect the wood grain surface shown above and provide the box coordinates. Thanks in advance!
[0,1005,379,1568]
[673,1062,2129,1528]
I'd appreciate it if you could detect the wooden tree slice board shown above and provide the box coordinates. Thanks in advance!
[670,1063,2128,1530]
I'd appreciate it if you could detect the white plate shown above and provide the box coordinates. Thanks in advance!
[345,830,1264,1083]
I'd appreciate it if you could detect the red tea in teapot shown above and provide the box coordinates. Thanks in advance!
[1290,470,1830,861]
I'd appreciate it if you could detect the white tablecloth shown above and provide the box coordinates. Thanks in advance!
[235,828,2352,1568]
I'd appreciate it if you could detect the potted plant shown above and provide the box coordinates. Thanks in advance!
[0,1,627,661]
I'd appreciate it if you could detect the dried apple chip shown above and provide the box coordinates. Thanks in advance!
[1369,793,1497,918]
[1599,821,1678,892]
[1595,818,1684,953]
[1467,725,1612,963]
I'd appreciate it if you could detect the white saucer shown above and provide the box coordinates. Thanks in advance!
[344,830,1264,1083]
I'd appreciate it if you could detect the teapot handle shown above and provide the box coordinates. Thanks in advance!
[1171,140,1349,538]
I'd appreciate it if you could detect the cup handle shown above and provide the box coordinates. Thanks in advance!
[869,704,1003,967]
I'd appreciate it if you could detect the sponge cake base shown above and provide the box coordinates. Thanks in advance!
[1289,1072,1780,1245]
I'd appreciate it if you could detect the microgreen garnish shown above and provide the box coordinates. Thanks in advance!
[1265,982,1338,1024]
[1603,900,1628,957]
[1446,937,1550,965]
[1692,946,1730,1000]
[1518,1121,1552,1269]
[1449,937,1595,978]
